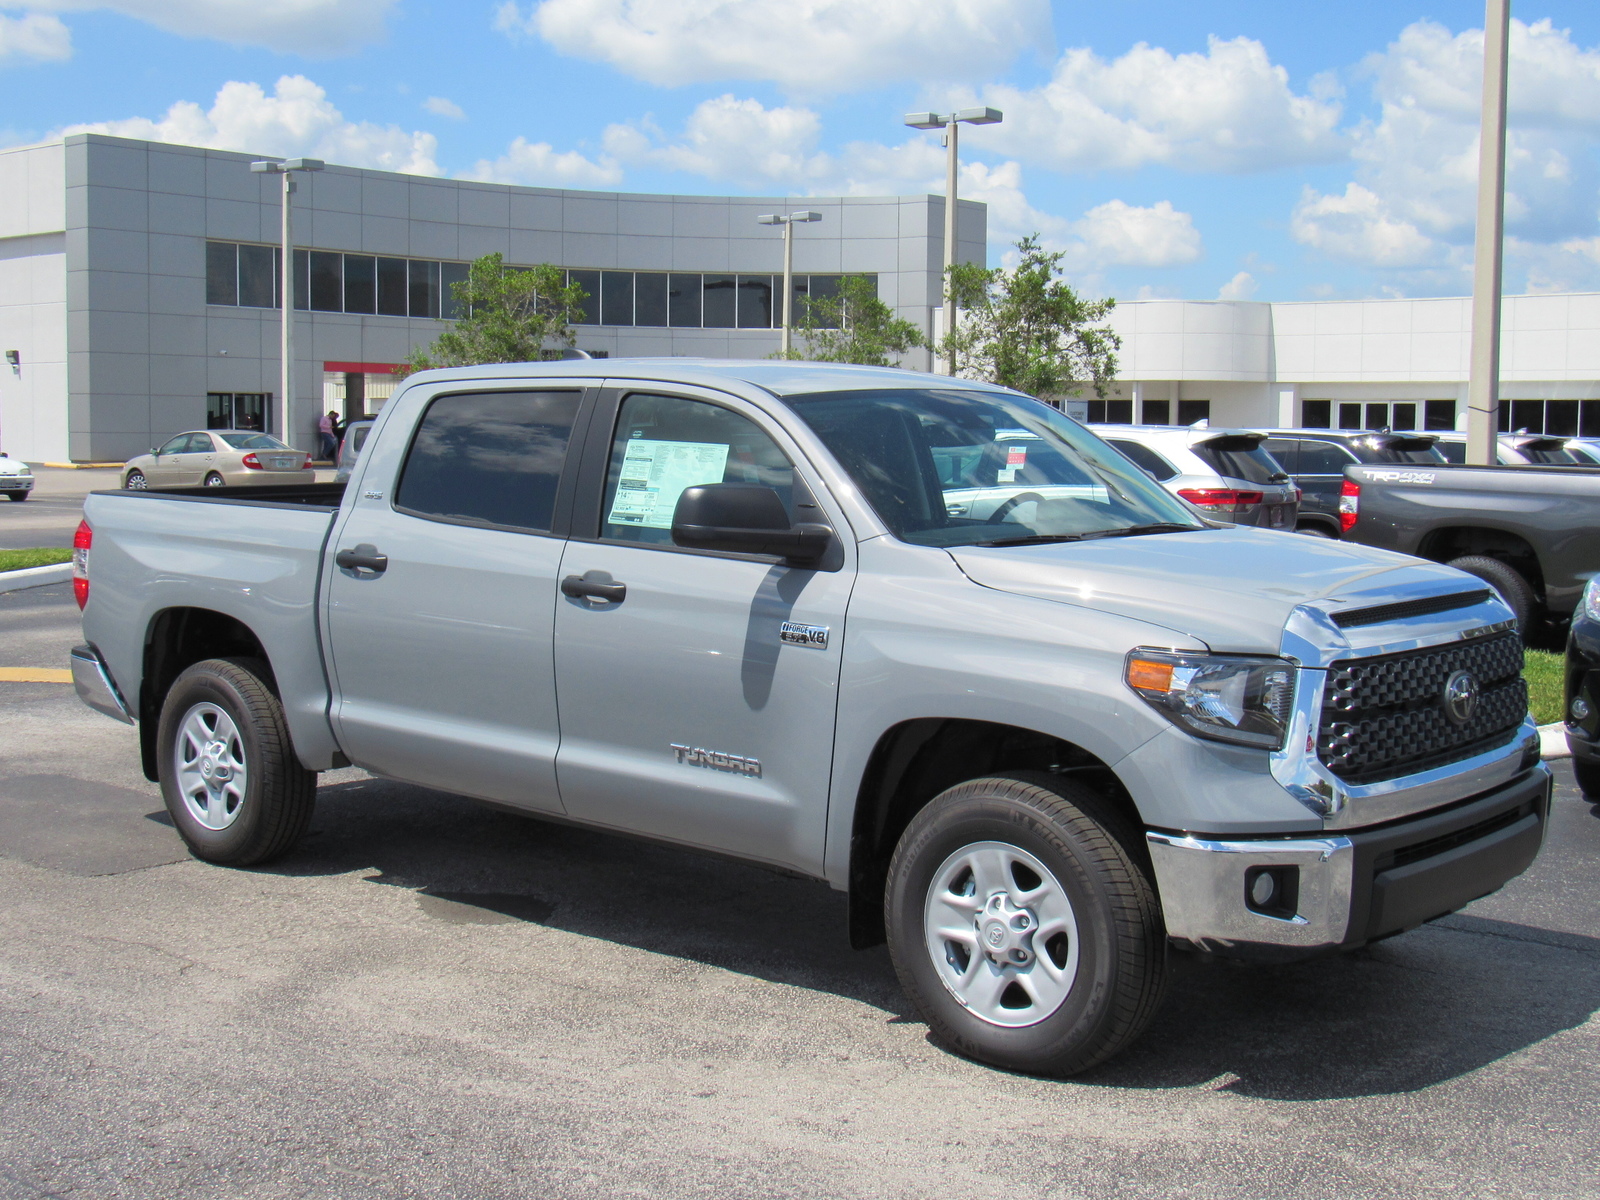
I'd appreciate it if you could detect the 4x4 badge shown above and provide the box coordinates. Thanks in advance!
[780,621,829,650]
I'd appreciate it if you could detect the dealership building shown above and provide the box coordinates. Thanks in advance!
[1,132,1599,462]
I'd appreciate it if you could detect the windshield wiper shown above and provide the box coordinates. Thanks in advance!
[976,523,1200,548]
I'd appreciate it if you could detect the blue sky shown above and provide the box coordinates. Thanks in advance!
[2,0,1598,303]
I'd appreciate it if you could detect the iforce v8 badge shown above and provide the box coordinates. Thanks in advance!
[780,621,830,650]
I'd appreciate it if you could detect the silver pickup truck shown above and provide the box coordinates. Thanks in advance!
[70,360,1551,1075]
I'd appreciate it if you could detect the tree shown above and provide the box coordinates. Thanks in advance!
[774,274,927,366]
[396,253,587,377]
[940,235,1121,400]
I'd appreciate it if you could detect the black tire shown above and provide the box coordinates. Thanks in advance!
[1297,523,1334,538]
[1448,554,1535,632]
[203,472,226,487]
[124,470,146,490]
[156,657,315,866]
[885,772,1167,1076]
[5,491,25,501]
[1572,756,1600,798]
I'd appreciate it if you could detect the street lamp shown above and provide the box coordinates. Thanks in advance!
[757,210,822,355]
[250,157,324,446]
[905,107,1002,373]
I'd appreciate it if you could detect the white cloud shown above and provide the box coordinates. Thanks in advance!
[13,0,397,54]
[964,35,1345,174]
[463,137,622,188]
[0,12,70,62]
[59,75,440,175]
[1065,199,1202,269]
[423,96,466,120]
[499,0,1049,93]
[603,94,822,185]
[1217,271,1258,301]
[1293,19,1600,290]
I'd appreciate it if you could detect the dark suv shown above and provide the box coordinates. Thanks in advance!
[1255,429,1447,537]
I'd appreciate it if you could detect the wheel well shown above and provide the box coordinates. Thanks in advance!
[845,718,1141,949]
[1296,513,1341,535]
[138,608,272,781]
[1415,526,1545,602]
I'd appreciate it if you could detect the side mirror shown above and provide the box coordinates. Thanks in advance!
[672,483,833,565]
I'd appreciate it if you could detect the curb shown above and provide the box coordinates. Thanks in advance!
[0,563,73,594]
[1538,721,1570,760]
[38,462,123,469]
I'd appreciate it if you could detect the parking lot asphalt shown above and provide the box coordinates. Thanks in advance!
[0,468,121,552]
[1,580,1596,1200]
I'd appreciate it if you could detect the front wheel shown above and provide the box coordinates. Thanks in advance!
[157,657,316,866]
[1572,756,1600,798]
[885,773,1168,1075]
[5,491,25,501]
[124,470,146,490]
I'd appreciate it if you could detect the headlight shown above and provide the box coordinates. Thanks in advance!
[1125,648,1296,750]
[1584,576,1600,624]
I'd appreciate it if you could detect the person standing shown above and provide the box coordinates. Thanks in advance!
[317,411,338,461]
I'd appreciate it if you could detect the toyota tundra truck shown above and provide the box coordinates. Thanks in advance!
[69,360,1551,1075]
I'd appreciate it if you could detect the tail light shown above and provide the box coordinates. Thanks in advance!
[241,453,262,469]
[72,519,91,609]
[1293,486,1303,503]
[1339,479,1360,532]
[302,455,314,470]
[1176,488,1264,513]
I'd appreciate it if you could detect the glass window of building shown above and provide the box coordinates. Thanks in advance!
[702,274,737,328]
[344,255,376,314]
[440,261,469,319]
[237,244,276,309]
[635,273,668,327]
[310,251,343,312]
[669,273,701,328]
[601,271,634,326]
[206,242,238,306]
[377,257,408,316]
[409,259,440,318]
[736,275,774,328]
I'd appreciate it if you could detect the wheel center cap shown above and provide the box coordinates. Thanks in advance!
[983,919,1009,948]
[976,893,1036,965]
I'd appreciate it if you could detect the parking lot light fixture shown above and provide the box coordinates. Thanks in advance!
[757,210,822,355]
[904,108,1002,372]
[250,157,325,445]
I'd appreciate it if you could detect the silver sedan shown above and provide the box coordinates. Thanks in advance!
[122,430,313,489]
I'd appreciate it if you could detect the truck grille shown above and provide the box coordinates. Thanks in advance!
[1317,631,1527,784]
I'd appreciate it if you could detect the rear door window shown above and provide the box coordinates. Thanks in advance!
[1261,438,1300,473]
[1105,438,1178,481]
[394,390,582,533]
[1296,440,1358,474]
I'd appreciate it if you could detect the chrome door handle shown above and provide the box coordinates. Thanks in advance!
[336,544,388,573]
[561,572,626,603]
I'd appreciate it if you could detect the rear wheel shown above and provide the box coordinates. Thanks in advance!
[1297,523,1334,538]
[1448,554,1535,633]
[203,472,226,487]
[157,657,315,866]
[885,772,1167,1076]
[124,470,146,490]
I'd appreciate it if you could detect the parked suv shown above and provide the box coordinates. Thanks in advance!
[1255,429,1446,538]
[1430,432,1587,465]
[1091,424,1299,529]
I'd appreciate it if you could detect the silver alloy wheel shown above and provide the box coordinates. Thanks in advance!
[923,840,1080,1028]
[125,471,146,490]
[204,473,225,487]
[174,702,249,830]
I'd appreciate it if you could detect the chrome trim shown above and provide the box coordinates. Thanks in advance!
[1272,589,1532,826]
[1146,832,1355,950]
[70,644,135,725]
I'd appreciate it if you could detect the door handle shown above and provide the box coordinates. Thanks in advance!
[336,544,388,574]
[561,572,626,604]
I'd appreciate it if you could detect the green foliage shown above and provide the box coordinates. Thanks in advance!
[0,547,71,572]
[1524,648,1563,725]
[397,254,586,377]
[940,234,1121,400]
[774,274,928,367]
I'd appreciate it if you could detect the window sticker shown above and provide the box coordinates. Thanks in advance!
[998,444,1028,483]
[608,438,731,529]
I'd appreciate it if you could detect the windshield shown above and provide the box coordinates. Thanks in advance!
[218,432,292,451]
[784,388,1204,548]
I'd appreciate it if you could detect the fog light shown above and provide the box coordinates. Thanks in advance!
[1250,872,1276,907]
[1572,697,1591,721]
[1244,866,1300,920]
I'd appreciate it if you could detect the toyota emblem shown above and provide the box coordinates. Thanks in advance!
[1443,669,1480,726]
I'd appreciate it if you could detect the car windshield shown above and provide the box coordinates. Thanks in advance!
[217,433,292,451]
[784,387,1204,548]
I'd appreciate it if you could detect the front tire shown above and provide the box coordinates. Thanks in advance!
[1572,756,1600,798]
[157,657,315,866]
[5,491,25,501]
[123,470,146,490]
[885,773,1167,1076]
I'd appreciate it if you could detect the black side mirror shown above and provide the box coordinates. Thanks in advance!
[672,483,833,565]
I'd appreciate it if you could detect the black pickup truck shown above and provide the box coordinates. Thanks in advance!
[1339,462,1600,632]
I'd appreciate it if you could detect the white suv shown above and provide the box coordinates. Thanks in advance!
[1090,424,1299,529]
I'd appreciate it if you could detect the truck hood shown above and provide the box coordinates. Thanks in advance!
[947,527,1473,654]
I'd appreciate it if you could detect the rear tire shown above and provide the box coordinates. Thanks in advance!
[885,772,1167,1076]
[1448,554,1535,633]
[1297,524,1334,538]
[1572,756,1600,798]
[156,657,315,866]
[203,472,226,487]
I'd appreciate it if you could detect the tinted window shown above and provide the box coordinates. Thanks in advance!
[702,275,737,328]
[396,391,581,532]
[737,275,774,328]
[1434,440,1467,463]
[157,436,189,455]
[1106,438,1178,481]
[377,257,408,316]
[601,271,634,325]
[569,270,600,325]
[343,255,377,314]
[1260,438,1300,473]
[788,388,1199,549]
[205,242,237,306]
[181,433,214,454]
[1192,441,1284,484]
[408,259,440,318]
[218,433,291,450]
[669,273,701,327]
[1296,440,1358,474]
[310,251,342,312]
[440,261,469,319]
[602,393,794,546]
[238,243,276,309]
[636,273,668,326]
[1523,446,1580,464]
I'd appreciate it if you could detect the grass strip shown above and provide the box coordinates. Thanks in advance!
[1524,648,1563,726]
[0,547,72,572]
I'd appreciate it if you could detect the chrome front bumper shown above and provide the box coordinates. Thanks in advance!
[70,644,135,725]
[1146,763,1551,957]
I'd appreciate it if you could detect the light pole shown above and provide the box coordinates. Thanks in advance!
[757,210,822,355]
[250,157,324,446]
[1466,0,1510,466]
[905,107,1002,373]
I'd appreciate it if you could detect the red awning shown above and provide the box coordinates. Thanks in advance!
[324,361,403,374]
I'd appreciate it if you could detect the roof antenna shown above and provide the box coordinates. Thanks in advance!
[1189,417,1209,429]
